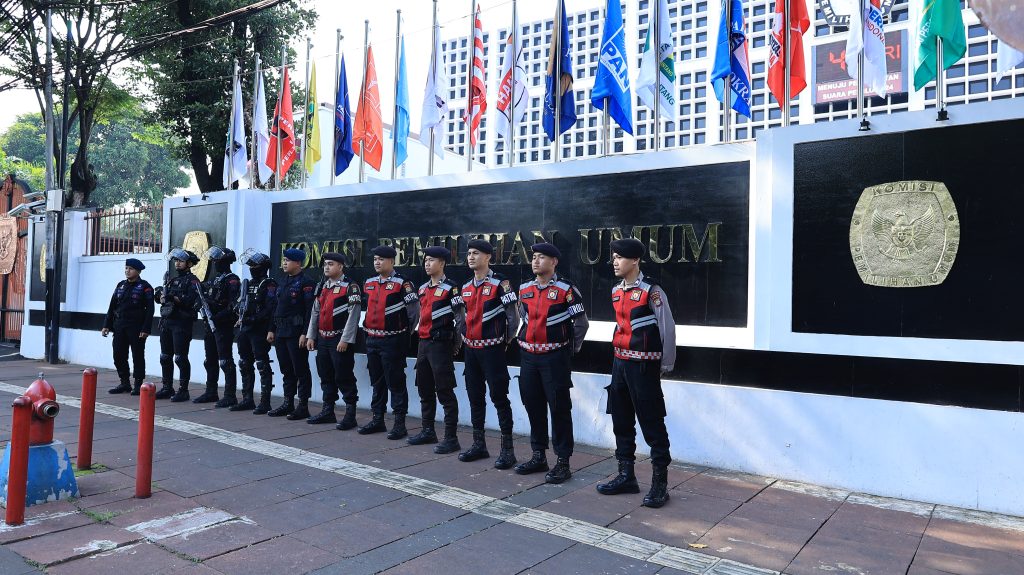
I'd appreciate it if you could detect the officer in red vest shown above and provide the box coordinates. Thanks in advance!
[358,244,420,439]
[305,252,362,428]
[514,242,589,484]
[457,238,519,468]
[407,246,465,453]
[596,238,675,508]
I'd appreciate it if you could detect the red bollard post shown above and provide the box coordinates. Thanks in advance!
[77,368,97,470]
[135,382,155,499]
[5,396,32,526]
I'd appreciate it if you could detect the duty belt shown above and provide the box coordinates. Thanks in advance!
[614,348,662,361]
[518,340,567,353]
[319,329,342,338]
[363,327,405,337]
[463,335,505,349]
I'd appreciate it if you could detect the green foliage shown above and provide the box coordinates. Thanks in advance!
[0,146,45,192]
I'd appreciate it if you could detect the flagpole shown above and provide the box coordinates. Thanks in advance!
[935,37,947,121]
[359,20,368,184]
[653,0,661,151]
[391,10,402,180]
[856,0,870,131]
[228,59,238,190]
[509,0,518,167]
[252,53,261,187]
[466,0,476,172]
[332,29,342,186]
[782,0,791,127]
[722,0,732,144]
[276,45,285,191]
[429,0,438,176]
[553,0,563,163]
[300,37,312,189]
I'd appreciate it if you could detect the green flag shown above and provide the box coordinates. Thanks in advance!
[913,0,966,90]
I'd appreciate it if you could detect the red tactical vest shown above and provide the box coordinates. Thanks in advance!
[462,271,516,347]
[611,277,664,361]
[317,278,359,337]
[362,274,415,335]
[417,277,460,341]
[518,276,583,353]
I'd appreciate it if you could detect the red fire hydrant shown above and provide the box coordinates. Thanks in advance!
[24,373,60,445]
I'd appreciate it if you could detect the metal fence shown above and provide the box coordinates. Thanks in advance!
[84,204,163,256]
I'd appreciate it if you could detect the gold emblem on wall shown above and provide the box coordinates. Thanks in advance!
[39,242,46,282]
[182,230,211,281]
[849,181,960,288]
[0,215,17,275]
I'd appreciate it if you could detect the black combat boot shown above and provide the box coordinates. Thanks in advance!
[231,367,255,410]
[493,434,517,470]
[192,382,219,404]
[108,378,132,394]
[130,378,144,396]
[545,457,572,484]
[169,382,190,402]
[252,385,273,415]
[154,382,175,400]
[286,399,310,420]
[642,465,670,508]
[386,414,408,440]
[596,459,640,495]
[434,426,461,454]
[336,403,358,430]
[407,422,438,445]
[267,396,294,417]
[514,450,549,475]
[357,412,387,434]
[458,430,489,462]
[307,403,336,424]
[229,392,253,411]
[215,394,238,408]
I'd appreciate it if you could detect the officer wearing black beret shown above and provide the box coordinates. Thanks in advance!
[407,245,465,453]
[358,244,420,439]
[596,238,675,508]
[268,247,316,420]
[102,258,155,395]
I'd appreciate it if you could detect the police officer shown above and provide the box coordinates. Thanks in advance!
[156,248,202,401]
[268,248,316,420]
[304,252,361,427]
[357,245,419,440]
[195,247,241,406]
[102,258,155,395]
[457,239,519,468]
[408,246,464,453]
[232,250,278,413]
[514,242,589,484]
[596,238,675,508]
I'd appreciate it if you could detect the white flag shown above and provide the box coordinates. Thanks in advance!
[636,0,677,119]
[223,74,247,189]
[996,39,1024,83]
[495,14,527,139]
[846,0,888,98]
[253,71,273,185]
[420,24,449,159]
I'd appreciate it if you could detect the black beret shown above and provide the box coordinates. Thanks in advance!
[610,238,645,260]
[422,246,451,262]
[530,242,561,259]
[125,258,145,271]
[466,239,493,255]
[371,245,397,259]
[283,248,306,263]
[322,252,347,265]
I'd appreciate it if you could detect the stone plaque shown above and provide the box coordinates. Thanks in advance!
[849,181,960,287]
[0,215,17,275]
[181,230,211,281]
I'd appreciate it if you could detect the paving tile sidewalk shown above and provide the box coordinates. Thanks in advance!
[0,359,1021,575]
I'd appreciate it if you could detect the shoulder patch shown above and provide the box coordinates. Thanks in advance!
[500,279,512,293]
[650,289,662,307]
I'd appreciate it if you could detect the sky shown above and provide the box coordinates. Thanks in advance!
[0,0,610,133]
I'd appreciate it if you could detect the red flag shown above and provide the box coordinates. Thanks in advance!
[353,45,383,171]
[464,6,487,147]
[265,67,297,178]
[767,0,810,106]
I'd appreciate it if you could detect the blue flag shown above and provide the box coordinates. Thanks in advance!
[335,55,355,175]
[591,0,632,135]
[710,0,752,118]
[543,0,576,141]
[393,37,410,168]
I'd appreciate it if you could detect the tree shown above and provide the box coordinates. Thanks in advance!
[129,1,315,193]
[0,147,45,194]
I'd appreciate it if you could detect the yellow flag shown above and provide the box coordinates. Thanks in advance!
[304,63,321,173]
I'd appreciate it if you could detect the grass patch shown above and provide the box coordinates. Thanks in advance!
[73,463,109,477]
[81,509,119,523]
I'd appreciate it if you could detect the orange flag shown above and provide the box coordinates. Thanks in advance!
[353,45,383,171]
[766,0,810,106]
[265,67,297,178]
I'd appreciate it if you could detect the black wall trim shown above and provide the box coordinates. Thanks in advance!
[30,310,1022,413]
